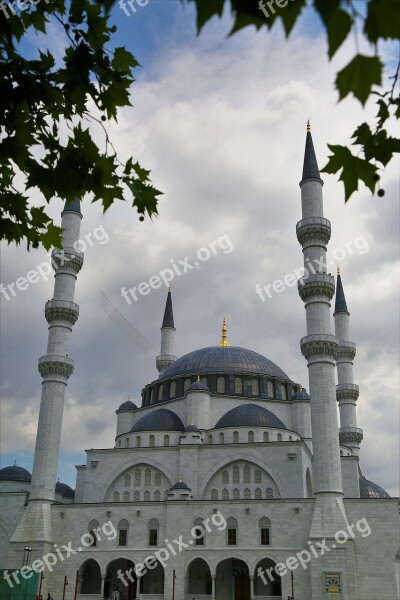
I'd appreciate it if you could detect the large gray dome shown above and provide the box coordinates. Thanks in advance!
[0,465,31,483]
[214,403,287,430]
[359,476,390,499]
[130,409,184,432]
[161,346,289,379]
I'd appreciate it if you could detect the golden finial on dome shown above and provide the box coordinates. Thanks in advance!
[179,475,183,483]
[190,418,194,426]
[218,316,230,347]
[168,285,172,292]
[307,119,311,132]
[128,393,131,400]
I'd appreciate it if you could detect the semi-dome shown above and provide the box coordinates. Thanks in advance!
[130,409,184,433]
[359,476,390,499]
[0,464,32,483]
[55,481,75,498]
[214,403,287,430]
[161,346,289,380]
[118,400,138,411]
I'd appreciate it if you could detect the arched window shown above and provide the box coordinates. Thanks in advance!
[169,381,176,399]
[233,431,239,444]
[222,488,229,500]
[124,473,131,487]
[277,433,282,441]
[222,470,229,484]
[201,377,207,385]
[113,491,120,503]
[263,431,269,442]
[251,378,259,396]
[211,489,218,500]
[148,518,159,546]
[134,469,141,486]
[123,491,130,502]
[88,519,99,547]
[255,469,262,484]
[233,465,240,483]
[266,487,273,499]
[154,490,161,501]
[136,436,141,448]
[233,488,240,499]
[259,516,271,545]
[234,377,243,395]
[243,464,251,483]
[217,376,225,394]
[158,385,163,401]
[227,517,238,545]
[144,468,151,486]
[118,440,121,448]
[244,488,251,499]
[144,490,150,501]
[193,517,205,545]
[276,382,287,400]
[118,519,129,546]
[289,435,293,441]
[133,491,140,501]
[255,488,262,499]
[154,472,161,486]
[208,435,212,444]
[219,432,224,445]
[125,438,129,448]
[248,431,254,443]
[164,434,170,447]
[184,378,191,393]
[267,380,274,397]
[149,435,155,447]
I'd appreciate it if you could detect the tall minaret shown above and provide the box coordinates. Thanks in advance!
[296,122,348,537]
[11,199,83,544]
[334,268,363,455]
[156,287,177,374]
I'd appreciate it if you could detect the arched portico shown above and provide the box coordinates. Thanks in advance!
[105,558,136,600]
[216,557,251,600]
[139,561,164,597]
[186,557,212,597]
[79,558,102,596]
[254,558,282,598]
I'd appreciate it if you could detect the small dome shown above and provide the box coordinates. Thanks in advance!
[118,400,138,411]
[188,380,209,392]
[185,424,200,432]
[55,481,75,498]
[171,481,190,490]
[0,464,32,483]
[130,409,184,432]
[214,403,287,430]
[291,388,310,400]
[359,476,390,499]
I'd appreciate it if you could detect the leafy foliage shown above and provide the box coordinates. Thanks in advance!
[188,0,400,201]
[0,0,162,249]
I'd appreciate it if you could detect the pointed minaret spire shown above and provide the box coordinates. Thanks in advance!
[301,120,321,183]
[156,288,177,374]
[334,269,349,314]
[218,316,230,347]
[334,270,362,456]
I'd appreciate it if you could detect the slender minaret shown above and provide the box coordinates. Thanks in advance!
[296,122,348,537]
[11,199,83,544]
[334,268,363,455]
[156,287,177,374]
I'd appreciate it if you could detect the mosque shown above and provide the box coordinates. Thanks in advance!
[0,126,398,600]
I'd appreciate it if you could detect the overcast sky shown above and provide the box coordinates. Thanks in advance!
[0,1,398,497]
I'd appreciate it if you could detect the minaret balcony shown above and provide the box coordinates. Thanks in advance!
[336,383,359,401]
[339,427,363,445]
[336,341,356,361]
[51,247,84,273]
[45,300,79,325]
[156,354,177,374]
[38,355,74,379]
[300,333,338,360]
[298,273,335,301]
[296,216,331,247]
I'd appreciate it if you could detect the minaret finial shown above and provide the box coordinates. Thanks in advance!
[307,119,311,132]
[218,316,230,347]
[197,373,200,381]
[337,265,340,275]
[168,285,172,292]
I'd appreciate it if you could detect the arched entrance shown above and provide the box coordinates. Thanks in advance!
[80,559,102,594]
[139,561,164,596]
[254,558,282,598]
[105,558,136,600]
[216,558,250,600]
[186,558,212,596]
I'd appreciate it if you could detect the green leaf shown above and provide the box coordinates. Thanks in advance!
[39,223,63,250]
[192,0,225,33]
[335,55,382,105]
[322,145,378,201]
[112,47,140,71]
[326,8,353,58]
[364,0,400,43]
